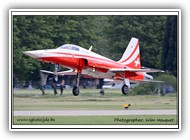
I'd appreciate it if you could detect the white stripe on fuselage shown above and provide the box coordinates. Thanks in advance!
[37,49,111,61]
[37,49,125,69]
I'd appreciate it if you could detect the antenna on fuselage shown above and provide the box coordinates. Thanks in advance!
[89,45,93,51]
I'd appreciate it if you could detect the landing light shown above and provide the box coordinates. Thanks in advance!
[92,67,95,72]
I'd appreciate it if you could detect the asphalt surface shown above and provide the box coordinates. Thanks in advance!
[14,109,177,116]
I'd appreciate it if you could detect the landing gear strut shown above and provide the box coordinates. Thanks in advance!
[72,73,80,96]
[53,64,59,82]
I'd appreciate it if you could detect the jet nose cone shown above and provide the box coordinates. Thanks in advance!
[23,51,39,59]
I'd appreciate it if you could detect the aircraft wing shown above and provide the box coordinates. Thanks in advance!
[130,79,164,83]
[40,69,77,75]
[109,68,164,73]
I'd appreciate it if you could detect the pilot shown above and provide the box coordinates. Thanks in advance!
[60,79,65,95]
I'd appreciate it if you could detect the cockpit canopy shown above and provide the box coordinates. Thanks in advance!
[57,44,80,51]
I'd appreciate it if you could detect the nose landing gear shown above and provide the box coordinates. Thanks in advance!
[72,86,80,96]
[53,64,59,82]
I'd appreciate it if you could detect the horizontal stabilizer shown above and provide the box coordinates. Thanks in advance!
[40,69,76,75]
[109,68,164,73]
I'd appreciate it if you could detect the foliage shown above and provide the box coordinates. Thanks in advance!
[106,16,166,68]
[131,73,177,95]
[161,16,178,77]
[155,74,177,91]
[131,83,155,95]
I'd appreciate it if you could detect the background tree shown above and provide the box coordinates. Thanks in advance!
[106,15,166,68]
[13,15,97,82]
[161,16,177,77]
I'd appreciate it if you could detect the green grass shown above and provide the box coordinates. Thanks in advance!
[13,89,177,110]
[12,89,178,126]
[14,115,177,125]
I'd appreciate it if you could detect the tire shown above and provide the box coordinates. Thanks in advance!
[122,85,129,95]
[72,86,80,96]
[100,89,104,96]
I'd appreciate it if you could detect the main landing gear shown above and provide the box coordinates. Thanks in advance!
[72,73,80,96]
[121,78,130,95]
[122,84,129,95]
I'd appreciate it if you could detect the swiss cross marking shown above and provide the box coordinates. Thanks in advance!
[134,58,140,67]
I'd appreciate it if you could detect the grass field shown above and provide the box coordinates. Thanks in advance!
[13,89,177,110]
[12,89,178,125]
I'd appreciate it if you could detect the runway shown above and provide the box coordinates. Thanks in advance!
[14,109,177,116]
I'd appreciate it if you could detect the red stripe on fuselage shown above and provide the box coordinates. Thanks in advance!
[39,57,79,69]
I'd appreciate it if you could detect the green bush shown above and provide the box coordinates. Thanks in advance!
[131,83,155,95]
[130,74,177,95]
[155,74,177,91]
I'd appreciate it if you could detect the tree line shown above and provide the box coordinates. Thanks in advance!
[13,15,178,83]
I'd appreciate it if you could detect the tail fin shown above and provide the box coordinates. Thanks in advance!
[118,37,141,69]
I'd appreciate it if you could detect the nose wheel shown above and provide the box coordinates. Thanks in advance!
[72,86,80,96]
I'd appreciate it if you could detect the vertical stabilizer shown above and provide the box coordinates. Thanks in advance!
[118,37,141,69]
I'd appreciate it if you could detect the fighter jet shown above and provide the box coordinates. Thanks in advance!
[24,37,164,96]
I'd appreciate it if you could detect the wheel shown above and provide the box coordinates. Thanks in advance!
[72,86,80,96]
[122,85,129,95]
[100,89,104,96]
[53,75,58,82]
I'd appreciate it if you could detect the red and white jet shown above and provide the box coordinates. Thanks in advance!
[24,37,164,96]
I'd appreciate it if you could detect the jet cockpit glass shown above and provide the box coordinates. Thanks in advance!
[57,44,80,51]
